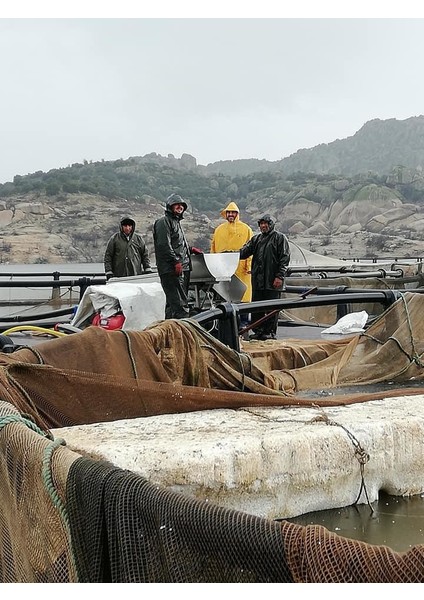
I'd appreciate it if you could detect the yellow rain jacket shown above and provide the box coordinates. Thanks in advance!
[210,202,254,302]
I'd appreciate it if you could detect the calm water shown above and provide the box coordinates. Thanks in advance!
[0,262,104,317]
[286,491,424,552]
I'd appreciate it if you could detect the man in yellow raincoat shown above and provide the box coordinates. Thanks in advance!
[210,202,254,303]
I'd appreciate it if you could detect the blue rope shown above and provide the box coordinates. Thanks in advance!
[0,413,47,436]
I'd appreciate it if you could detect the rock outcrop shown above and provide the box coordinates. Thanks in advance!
[2,175,424,264]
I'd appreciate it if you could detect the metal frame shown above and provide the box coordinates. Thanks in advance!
[191,288,406,352]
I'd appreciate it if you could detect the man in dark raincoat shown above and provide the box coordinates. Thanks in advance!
[153,193,202,319]
[104,216,152,279]
[239,214,290,340]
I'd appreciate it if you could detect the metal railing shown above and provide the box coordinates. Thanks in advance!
[191,288,405,351]
[0,274,106,303]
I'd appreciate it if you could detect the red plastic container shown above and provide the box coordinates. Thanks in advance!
[91,312,125,330]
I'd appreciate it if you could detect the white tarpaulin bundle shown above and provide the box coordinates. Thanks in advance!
[71,275,166,330]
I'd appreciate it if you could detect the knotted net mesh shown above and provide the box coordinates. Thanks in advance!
[0,292,423,581]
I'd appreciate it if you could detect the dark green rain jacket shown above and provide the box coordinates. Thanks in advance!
[153,198,192,275]
[104,216,151,278]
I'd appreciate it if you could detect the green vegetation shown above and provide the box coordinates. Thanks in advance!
[0,160,233,210]
[3,155,422,216]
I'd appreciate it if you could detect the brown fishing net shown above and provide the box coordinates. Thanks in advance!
[66,456,424,583]
[0,401,78,582]
[1,408,423,583]
[263,290,424,394]
[282,273,424,324]
[0,291,423,581]
[0,292,423,431]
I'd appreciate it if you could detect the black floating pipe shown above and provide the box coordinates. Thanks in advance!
[287,268,404,278]
[215,302,241,352]
[0,272,105,278]
[191,290,402,350]
[234,290,400,317]
[283,285,424,296]
[0,306,75,323]
[0,277,106,288]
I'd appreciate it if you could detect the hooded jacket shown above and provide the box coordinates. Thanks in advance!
[210,201,254,302]
[239,214,290,291]
[153,196,192,275]
[104,216,151,278]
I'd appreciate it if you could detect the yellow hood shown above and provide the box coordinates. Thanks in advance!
[220,201,240,220]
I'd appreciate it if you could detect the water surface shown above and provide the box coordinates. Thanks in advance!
[286,491,424,552]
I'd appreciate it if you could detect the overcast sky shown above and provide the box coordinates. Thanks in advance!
[1,14,424,184]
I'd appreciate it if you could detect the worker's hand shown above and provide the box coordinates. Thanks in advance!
[272,277,283,289]
[175,262,183,276]
[105,272,113,281]
[144,268,153,274]
[191,247,203,255]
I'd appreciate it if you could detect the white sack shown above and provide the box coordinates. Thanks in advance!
[321,310,368,335]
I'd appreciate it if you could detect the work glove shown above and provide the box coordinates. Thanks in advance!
[105,272,113,281]
[144,268,153,274]
[272,277,283,289]
[174,262,183,276]
[191,247,203,255]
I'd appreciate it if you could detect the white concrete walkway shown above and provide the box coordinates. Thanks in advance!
[53,394,424,519]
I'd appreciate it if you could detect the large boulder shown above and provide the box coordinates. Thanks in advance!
[279,198,322,227]
[305,221,330,235]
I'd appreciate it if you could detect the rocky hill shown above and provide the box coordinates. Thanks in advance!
[2,166,424,265]
[2,116,424,265]
[201,116,424,177]
[276,116,424,177]
[0,192,214,265]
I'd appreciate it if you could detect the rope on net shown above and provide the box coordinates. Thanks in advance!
[0,411,79,579]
